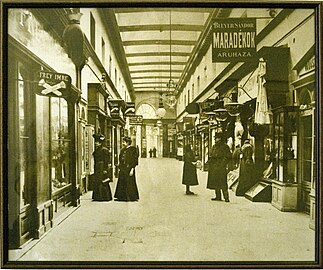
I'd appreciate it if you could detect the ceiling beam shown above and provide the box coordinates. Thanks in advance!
[119,24,204,32]
[123,39,196,46]
[133,86,176,89]
[133,81,173,85]
[126,51,190,57]
[134,90,171,93]
[128,61,186,66]
[132,76,180,80]
[130,69,182,73]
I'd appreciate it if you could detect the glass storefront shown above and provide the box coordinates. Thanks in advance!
[50,97,70,193]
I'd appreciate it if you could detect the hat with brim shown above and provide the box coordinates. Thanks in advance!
[93,133,105,142]
[214,132,223,138]
[122,136,132,144]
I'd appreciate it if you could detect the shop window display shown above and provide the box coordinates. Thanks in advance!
[18,71,29,207]
[272,106,298,183]
[50,97,70,192]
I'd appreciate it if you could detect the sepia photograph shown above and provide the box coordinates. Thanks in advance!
[1,0,322,268]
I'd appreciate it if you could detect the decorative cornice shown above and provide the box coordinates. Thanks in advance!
[99,9,135,101]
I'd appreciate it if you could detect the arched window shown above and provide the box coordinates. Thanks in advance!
[136,103,156,119]
[299,88,312,106]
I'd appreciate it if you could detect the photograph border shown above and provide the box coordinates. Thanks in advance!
[1,0,322,268]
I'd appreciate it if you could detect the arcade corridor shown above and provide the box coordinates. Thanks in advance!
[10,158,315,263]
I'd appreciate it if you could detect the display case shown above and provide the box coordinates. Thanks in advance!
[271,106,299,211]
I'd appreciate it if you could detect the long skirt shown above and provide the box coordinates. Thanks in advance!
[236,160,256,196]
[92,174,112,201]
[114,169,139,201]
[182,162,198,186]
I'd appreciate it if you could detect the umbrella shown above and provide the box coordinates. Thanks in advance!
[255,58,271,125]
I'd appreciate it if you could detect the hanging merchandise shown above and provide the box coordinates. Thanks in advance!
[254,58,271,125]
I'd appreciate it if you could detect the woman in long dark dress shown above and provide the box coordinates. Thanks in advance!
[92,134,112,201]
[182,144,199,195]
[207,134,232,202]
[236,139,256,196]
[114,136,139,201]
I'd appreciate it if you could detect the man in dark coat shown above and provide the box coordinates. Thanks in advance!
[207,133,232,202]
[114,136,139,201]
[182,144,199,195]
[92,133,112,201]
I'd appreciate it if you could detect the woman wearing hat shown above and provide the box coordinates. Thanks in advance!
[236,139,256,196]
[182,144,199,195]
[92,133,112,201]
[114,136,139,201]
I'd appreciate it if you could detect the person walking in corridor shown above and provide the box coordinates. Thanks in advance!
[236,139,257,196]
[232,144,242,169]
[92,133,112,201]
[207,133,232,202]
[182,144,199,195]
[152,147,157,158]
[114,136,139,202]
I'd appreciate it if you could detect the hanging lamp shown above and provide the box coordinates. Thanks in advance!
[162,10,178,108]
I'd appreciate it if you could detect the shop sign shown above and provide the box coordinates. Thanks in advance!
[36,71,71,97]
[108,99,125,120]
[129,115,143,125]
[300,56,315,76]
[184,123,194,131]
[212,18,256,62]
[176,122,184,132]
[197,123,209,133]
[168,128,177,136]
[125,102,136,116]
[200,99,215,112]
[183,117,194,123]
[305,56,315,71]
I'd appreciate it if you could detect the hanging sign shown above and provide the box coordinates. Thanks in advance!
[200,99,215,112]
[212,18,256,62]
[108,99,125,120]
[124,102,136,116]
[36,71,71,97]
[129,115,143,125]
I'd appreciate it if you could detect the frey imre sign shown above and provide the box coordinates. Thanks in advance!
[36,71,71,98]
[212,18,256,62]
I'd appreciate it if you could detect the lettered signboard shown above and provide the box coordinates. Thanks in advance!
[212,18,257,62]
[36,71,72,98]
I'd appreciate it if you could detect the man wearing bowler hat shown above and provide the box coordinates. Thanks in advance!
[207,132,232,202]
